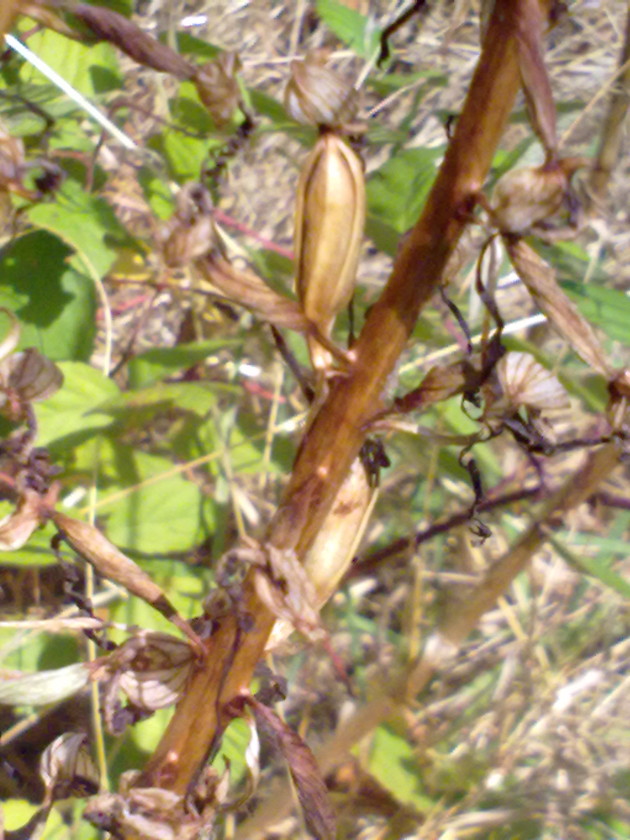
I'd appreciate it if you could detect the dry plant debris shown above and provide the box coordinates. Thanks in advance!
[0,2,629,840]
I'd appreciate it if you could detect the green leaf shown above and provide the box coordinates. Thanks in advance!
[175,32,221,60]
[28,178,127,278]
[561,281,630,344]
[102,450,211,554]
[34,361,120,447]
[315,0,381,57]
[367,147,442,234]
[366,724,434,811]
[18,29,120,99]
[547,532,630,599]
[0,230,97,360]
[127,339,238,388]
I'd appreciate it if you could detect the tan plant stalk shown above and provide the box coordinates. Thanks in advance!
[136,0,552,800]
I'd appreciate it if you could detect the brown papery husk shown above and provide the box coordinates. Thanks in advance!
[63,2,194,79]
[505,238,611,377]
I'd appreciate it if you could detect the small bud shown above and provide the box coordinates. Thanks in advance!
[285,54,358,128]
[491,157,587,234]
[294,132,365,371]
[40,733,99,801]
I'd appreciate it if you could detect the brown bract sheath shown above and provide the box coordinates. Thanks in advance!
[137,0,551,798]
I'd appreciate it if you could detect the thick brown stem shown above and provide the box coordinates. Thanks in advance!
[137,0,546,799]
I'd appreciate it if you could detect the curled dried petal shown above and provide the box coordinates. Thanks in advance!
[495,351,569,413]
[116,632,194,711]
[40,733,99,801]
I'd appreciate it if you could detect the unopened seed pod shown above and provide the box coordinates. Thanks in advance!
[285,55,358,128]
[491,157,587,234]
[294,131,365,372]
[267,458,374,649]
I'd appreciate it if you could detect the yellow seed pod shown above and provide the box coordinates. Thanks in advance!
[294,131,365,372]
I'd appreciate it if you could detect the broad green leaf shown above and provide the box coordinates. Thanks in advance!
[366,724,434,811]
[127,339,235,388]
[35,361,120,447]
[367,70,445,97]
[98,382,223,429]
[28,178,127,278]
[156,129,222,183]
[102,450,210,553]
[212,717,251,785]
[561,281,630,344]
[0,230,97,360]
[368,147,442,234]
[315,0,381,57]
[18,29,120,98]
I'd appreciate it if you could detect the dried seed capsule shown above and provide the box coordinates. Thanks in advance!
[495,351,569,413]
[285,54,358,129]
[491,157,587,234]
[40,733,99,801]
[117,632,194,711]
[294,132,365,372]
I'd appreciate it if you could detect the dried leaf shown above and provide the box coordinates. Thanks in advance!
[244,695,337,840]
[393,358,484,414]
[0,489,45,550]
[234,540,323,641]
[192,52,242,128]
[67,3,194,79]
[159,184,217,267]
[285,54,358,128]
[197,253,308,331]
[0,662,90,706]
[50,511,204,654]
[294,131,365,371]
[40,733,99,801]
[505,239,611,376]
[515,0,558,156]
